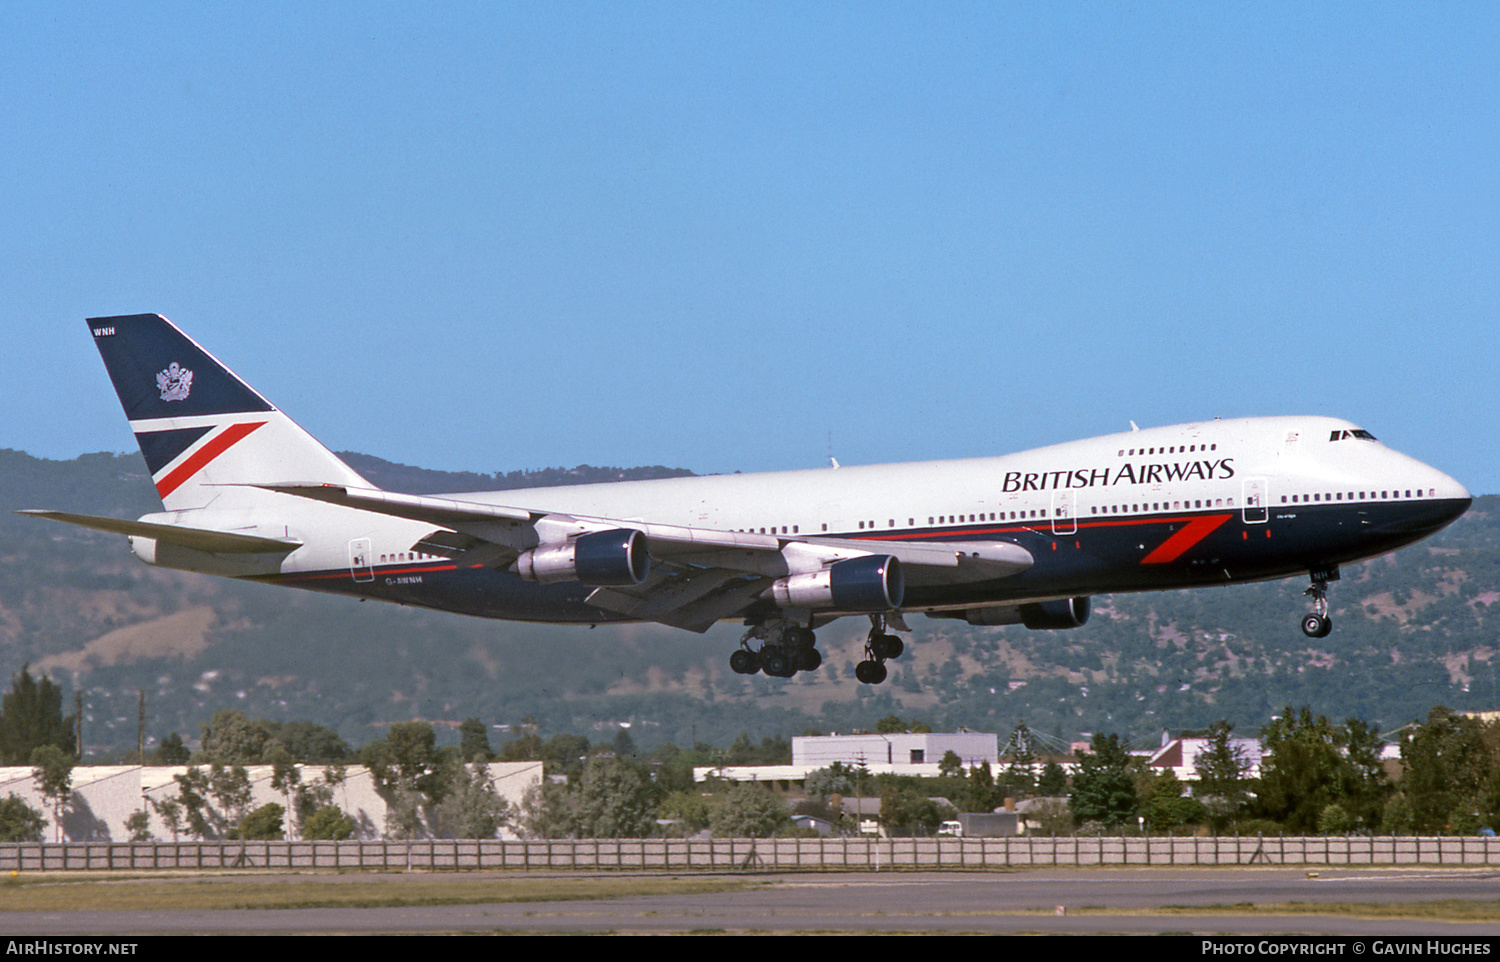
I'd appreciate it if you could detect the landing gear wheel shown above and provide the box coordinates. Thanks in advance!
[855,659,888,685]
[1301,613,1332,639]
[793,647,822,672]
[760,646,794,678]
[729,649,760,674]
[870,633,904,660]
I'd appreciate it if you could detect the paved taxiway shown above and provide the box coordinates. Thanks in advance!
[4,867,1499,935]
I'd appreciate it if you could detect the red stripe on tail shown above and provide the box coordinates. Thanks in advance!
[155,421,266,498]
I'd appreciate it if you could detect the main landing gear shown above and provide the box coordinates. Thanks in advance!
[729,612,909,683]
[1301,566,1339,638]
[855,614,906,685]
[730,619,822,678]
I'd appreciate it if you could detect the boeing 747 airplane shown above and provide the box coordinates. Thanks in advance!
[22,314,1472,685]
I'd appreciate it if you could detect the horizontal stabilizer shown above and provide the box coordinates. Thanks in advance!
[17,510,301,554]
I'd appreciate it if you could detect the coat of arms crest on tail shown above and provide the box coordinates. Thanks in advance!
[156,362,193,401]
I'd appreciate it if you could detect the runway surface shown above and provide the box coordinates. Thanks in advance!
[4,867,1499,935]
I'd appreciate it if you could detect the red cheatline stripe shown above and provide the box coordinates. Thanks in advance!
[1140,513,1233,564]
[155,421,266,498]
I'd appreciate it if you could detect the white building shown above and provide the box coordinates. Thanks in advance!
[793,732,998,769]
[0,762,542,842]
[1147,734,1264,781]
[695,731,999,785]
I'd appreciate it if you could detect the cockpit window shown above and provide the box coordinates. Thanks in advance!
[1329,429,1378,442]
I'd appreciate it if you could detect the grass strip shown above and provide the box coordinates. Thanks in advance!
[0,873,762,913]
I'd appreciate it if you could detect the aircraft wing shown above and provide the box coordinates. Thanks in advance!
[254,482,1034,631]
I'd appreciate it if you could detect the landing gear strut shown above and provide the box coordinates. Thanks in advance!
[856,613,906,685]
[1301,566,1339,638]
[730,618,821,678]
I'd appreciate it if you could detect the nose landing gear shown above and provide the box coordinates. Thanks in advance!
[1301,566,1339,638]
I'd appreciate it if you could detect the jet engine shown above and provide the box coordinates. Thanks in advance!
[513,528,650,586]
[1018,596,1091,630]
[769,554,904,611]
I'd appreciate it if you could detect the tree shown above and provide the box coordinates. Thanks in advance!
[459,718,493,761]
[199,712,351,766]
[268,747,302,836]
[432,763,513,839]
[125,809,152,842]
[1318,802,1352,835]
[199,710,271,765]
[518,779,578,838]
[1400,706,1492,833]
[1194,720,1251,832]
[1340,717,1393,830]
[880,786,943,836]
[875,716,930,734]
[1070,733,1137,828]
[360,721,457,837]
[262,721,351,763]
[1000,721,1037,797]
[0,666,75,765]
[1255,708,1346,833]
[30,744,73,842]
[149,795,185,841]
[171,767,213,839]
[1028,798,1075,836]
[303,805,356,840]
[540,732,591,776]
[963,762,999,813]
[153,733,190,765]
[1037,760,1069,797]
[710,783,790,837]
[1138,769,1204,833]
[234,803,285,840]
[572,755,657,838]
[0,794,43,842]
[209,763,253,834]
[805,763,857,800]
[659,790,715,835]
[723,733,792,766]
[498,718,544,763]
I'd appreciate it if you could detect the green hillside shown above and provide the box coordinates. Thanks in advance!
[3,449,1495,756]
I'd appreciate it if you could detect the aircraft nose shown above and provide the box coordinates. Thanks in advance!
[1431,469,1472,519]
[1386,468,1471,536]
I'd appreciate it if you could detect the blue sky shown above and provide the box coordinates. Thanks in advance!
[4,3,1497,491]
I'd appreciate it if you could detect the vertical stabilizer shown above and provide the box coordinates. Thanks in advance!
[87,314,371,511]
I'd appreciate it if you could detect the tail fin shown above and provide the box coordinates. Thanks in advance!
[88,314,371,511]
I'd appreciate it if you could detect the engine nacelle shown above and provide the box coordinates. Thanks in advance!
[770,554,904,612]
[513,528,650,586]
[1019,596,1091,630]
[962,606,1024,626]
